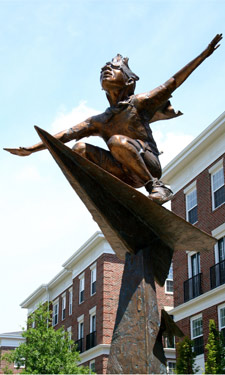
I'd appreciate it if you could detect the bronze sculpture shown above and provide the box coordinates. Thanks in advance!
[4,34,222,205]
[4,34,221,373]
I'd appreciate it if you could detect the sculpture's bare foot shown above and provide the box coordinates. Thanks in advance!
[3,147,32,156]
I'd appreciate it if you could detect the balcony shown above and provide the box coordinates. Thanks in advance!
[75,338,84,353]
[86,331,97,351]
[210,259,225,289]
[184,273,202,302]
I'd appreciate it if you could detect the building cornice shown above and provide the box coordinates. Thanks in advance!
[162,111,225,189]
[79,344,110,364]
[20,232,114,310]
[170,283,225,322]
[62,231,105,270]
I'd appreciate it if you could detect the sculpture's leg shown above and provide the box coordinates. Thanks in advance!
[107,249,166,374]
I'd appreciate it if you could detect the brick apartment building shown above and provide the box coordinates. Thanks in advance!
[0,332,25,374]
[13,231,174,374]
[162,111,225,372]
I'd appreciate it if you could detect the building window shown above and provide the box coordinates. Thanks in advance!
[167,361,176,374]
[76,315,84,353]
[191,252,200,276]
[186,189,198,224]
[78,315,84,340]
[89,360,96,373]
[90,263,96,296]
[209,160,225,210]
[191,315,204,355]
[86,306,97,350]
[164,335,175,348]
[52,301,59,326]
[218,304,225,344]
[218,237,225,262]
[165,263,173,294]
[67,326,72,341]
[79,273,85,304]
[69,287,73,315]
[62,294,66,320]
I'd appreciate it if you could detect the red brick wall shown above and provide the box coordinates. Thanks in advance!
[176,304,220,356]
[156,284,174,313]
[0,348,22,374]
[171,155,225,307]
[49,251,174,373]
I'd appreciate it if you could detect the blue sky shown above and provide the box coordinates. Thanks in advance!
[0,0,225,333]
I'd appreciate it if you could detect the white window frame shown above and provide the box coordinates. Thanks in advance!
[79,273,85,304]
[165,263,173,294]
[69,287,73,315]
[90,263,97,296]
[62,293,66,320]
[212,223,225,264]
[167,361,176,374]
[52,299,59,326]
[184,181,198,225]
[218,303,225,331]
[77,314,84,339]
[89,359,96,373]
[89,306,96,333]
[187,251,201,278]
[209,159,225,210]
[67,326,72,341]
[190,314,203,340]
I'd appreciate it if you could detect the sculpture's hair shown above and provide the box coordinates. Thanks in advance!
[108,54,139,94]
[111,54,139,82]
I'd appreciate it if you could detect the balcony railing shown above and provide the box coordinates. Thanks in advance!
[75,338,84,353]
[86,331,97,351]
[210,259,225,289]
[184,273,202,302]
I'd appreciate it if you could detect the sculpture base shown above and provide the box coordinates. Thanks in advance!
[107,249,166,374]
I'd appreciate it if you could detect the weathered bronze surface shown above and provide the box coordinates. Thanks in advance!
[107,250,164,374]
[34,127,216,286]
[4,34,222,373]
[4,34,222,205]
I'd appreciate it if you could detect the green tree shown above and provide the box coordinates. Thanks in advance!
[205,319,225,374]
[175,336,199,374]
[2,304,90,374]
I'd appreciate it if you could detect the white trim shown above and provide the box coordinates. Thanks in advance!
[218,303,225,330]
[212,223,225,239]
[190,314,203,339]
[171,283,225,322]
[79,344,110,364]
[89,306,96,315]
[77,314,84,323]
[183,180,197,195]
[210,164,225,210]
[21,232,114,310]
[78,272,85,280]
[185,187,198,224]
[90,262,97,271]
[162,112,225,193]
[208,158,223,174]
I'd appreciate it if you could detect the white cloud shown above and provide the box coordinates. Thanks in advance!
[50,101,100,133]
[154,130,194,168]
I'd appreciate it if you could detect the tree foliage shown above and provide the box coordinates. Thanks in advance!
[2,304,90,374]
[175,336,199,374]
[205,319,225,374]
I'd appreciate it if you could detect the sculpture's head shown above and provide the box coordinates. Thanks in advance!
[100,54,139,96]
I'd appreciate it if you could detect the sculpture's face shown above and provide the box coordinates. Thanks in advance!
[100,63,127,91]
